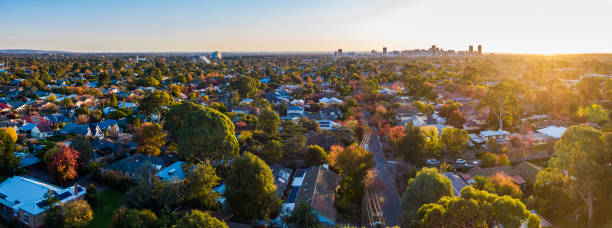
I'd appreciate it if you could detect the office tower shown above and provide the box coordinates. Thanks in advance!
[371,50,377,55]
[212,51,222,60]
[383,47,387,55]
[337,49,343,56]
[478,45,482,55]
[135,56,139,63]
[469,45,474,54]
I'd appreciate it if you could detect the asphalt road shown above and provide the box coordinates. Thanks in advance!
[366,124,403,226]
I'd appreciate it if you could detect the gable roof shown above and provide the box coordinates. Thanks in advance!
[156,161,186,182]
[295,166,338,224]
[270,164,293,198]
[513,161,542,184]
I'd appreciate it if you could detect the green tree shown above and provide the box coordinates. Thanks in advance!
[331,144,374,204]
[440,127,468,152]
[72,135,93,165]
[414,186,530,228]
[85,183,98,209]
[547,125,610,226]
[577,104,609,123]
[230,76,259,99]
[109,93,118,107]
[396,123,425,165]
[402,167,453,224]
[176,210,228,228]
[527,213,542,228]
[139,91,174,117]
[304,145,328,167]
[183,162,221,209]
[134,122,166,156]
[481,152,498,168]
[43,190,64,228]
[282,202,320,228]
[163,102,205,138]
[258,107,281,136]
[480,81,520,130]
[177,108,239,164]
[225,152,281,221]
[421,126,441,158]
[0,128,18,175]
[280,120,306,159]
[262,139,283,164]
[64,200,93,228]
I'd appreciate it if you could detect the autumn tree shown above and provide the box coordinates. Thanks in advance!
[440,127,468,153]
[420,126,442,158]
[64,200,93,228]
[134,122,166,156]
[177,108,238,165]
[332,144,374,206]
[48,144,79,184]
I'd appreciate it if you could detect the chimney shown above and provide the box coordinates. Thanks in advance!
[74,183,78,195]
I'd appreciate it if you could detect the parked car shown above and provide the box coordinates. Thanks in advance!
[426,159,440,166]
[456,159,466,164]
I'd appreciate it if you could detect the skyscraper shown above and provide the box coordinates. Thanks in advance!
[212,51,222,60]
[469,45,474,54]
[337,49,343,56]
[383,47,387,55]
[478,45,482,55]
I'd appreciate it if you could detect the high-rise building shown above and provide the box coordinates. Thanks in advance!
[477,45,482,55]
[383,47,387,55]
[371,50,377,55]
[337,49,343,56]
[469,45,474,54]
[212,51,222,60]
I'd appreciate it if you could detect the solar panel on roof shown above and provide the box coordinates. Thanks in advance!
[56,192,72,200]
[78,187,85,193]
[286,186,300,203]
[294,169,305,177]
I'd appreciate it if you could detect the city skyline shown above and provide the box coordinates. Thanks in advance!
[1,0,612,54]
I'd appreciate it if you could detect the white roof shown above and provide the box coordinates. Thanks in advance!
[0,176,86,215]
[537,126,566,139]
[479,130,510,137]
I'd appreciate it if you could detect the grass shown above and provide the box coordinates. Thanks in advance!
[86,189,124,228]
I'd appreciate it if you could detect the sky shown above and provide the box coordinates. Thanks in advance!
[1,0,612,54]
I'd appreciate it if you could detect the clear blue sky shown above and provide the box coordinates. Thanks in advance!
[1,0,612,53]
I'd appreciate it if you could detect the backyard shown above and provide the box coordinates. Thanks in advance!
[86,189,123,228]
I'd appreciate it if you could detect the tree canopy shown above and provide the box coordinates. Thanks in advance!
[402,167,453,224]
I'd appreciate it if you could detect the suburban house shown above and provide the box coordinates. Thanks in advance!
[479,130,510,143]
[61,123,93,137]
[294,166,338,225]
[465,165,528,189]
[318,106,342,120]
[156,161,186,182]
[536,126,567,140]
[287,105,305,116]
[270,164,293,199]
[0,176,86,228]
[103,154,168,180]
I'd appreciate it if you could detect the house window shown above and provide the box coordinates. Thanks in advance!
[24,214,29,224]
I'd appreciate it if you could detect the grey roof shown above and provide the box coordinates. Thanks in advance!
[270,164,293,198]
[442,172,468,196]
[105,154,166,176]
[295,166,338,224]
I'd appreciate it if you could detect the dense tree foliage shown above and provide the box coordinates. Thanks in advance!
[401,168,453,225]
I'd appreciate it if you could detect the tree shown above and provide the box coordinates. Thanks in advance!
[577,104,609,123]
[112,207,159,228]
[225,152,281,221]
[43,190,64,228]
[49,144,79,184]
[74,106,90,117]
[547,125,610,226]
[139,91,174,117]
[481,152,498,168]
[72,135,93,165]
[85,183,98,209]
[169,84,182,98]
[440,127,468,153]
[109,93,118,107]
[280,120,306,159]
[134,122,166,156]
[62,98,75,109]
[527,213,542,228]
[396,123,425,165]
[420,126,441,158]
[230,76,259,99]
[258,107,281,136]
[262,139,283,164]
[439,100,465,128]
[488,173,523,198]
[332,144,374,203]
[176,210,228,228]
[183,162,221,209]
[64,200,93,228]
[163,102,205,138]
[48,93,57,102]
[480,81,520,130]
[282,202,320,228]
[402,167,453,224]
[414,186,531,228]
[0,128,18,175]
[177,108,239,164]
[304,145,328,167]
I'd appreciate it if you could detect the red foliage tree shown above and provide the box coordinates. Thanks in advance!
[49,144,79,184]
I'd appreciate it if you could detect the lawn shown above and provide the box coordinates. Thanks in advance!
[86,189,124,228]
